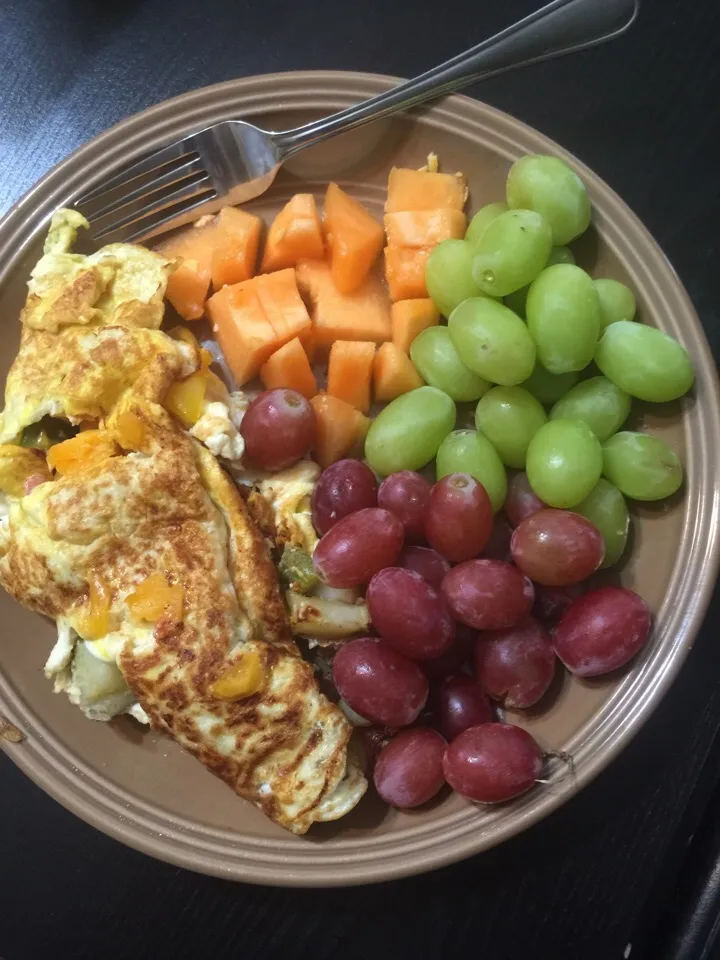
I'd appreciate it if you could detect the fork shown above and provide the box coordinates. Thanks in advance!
[75,0,639,245]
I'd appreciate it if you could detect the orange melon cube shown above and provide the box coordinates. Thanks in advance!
[260,194,324,272]
[206,285,278,385]
[157,226,214,321]
[391,299,440,353]
[324,183,384,294]
[254,269,313,343]
[295,259,391,348]
[373,342,424,402]
[384,208,467,248]
[327,340,376,413]
[210,206,262,289]
[385,167,467,213]
[310,393,370,470]
[384,246,432,301]
[260,337,318,399]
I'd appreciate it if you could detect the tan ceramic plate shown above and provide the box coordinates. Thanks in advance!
[1,72,719,887]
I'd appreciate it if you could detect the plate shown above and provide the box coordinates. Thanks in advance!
[1,71,719,887]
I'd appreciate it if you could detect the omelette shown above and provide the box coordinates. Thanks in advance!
[0,211,367,833]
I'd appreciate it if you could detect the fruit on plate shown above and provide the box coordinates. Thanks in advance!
[260,193,324,272]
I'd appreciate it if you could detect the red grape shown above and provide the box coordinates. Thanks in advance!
[481,515,513,562]
[442,559,534,631]
[398,545,450,591]
[377,471,431,542]
[241,388,315,471]
[425,473,493,562]
[553,586,651,677]
[332,637,428,726]
[506,472,545,527]
[373,728,447,808]
[422,624,477,681]
[511,509,604,587]
[433,674,493,740]
[475,617,556,708]
[311,459,378,536]
[367,567,455,660]
[359,726,397,775]
[313,508,404,588]
[442,723,543,803]
[533,583,583,623]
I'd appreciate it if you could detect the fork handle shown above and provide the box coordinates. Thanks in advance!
[274,0,639,158]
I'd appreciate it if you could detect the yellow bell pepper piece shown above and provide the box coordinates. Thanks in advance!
[164,372,208,427]
[127,572,184,623]
[47,430,119,476]
[115,410,146,450]
[210,649,266,700]
[74,574,112,641]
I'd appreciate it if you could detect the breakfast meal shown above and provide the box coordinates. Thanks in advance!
[0,150,694,831]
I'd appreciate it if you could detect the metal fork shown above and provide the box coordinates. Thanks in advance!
[75,0,639,245]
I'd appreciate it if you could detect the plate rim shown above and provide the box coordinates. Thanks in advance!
[1,69,719,887]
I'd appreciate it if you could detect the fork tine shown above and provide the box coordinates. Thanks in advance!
[75,138,199,209]
[82,155,206,222]
[89,169,211,236]
[101,189,218,245]
[92,174,214,240]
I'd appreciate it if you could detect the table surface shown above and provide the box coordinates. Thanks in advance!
[1,1,719,958]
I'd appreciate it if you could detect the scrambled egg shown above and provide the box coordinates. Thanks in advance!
[190,392,248,462]
[0,209,368,832]
[23,209,173,333]
[0,399,365,832]
[245,460,321,554]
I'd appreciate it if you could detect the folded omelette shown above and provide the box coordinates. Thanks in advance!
[0,211,366,833]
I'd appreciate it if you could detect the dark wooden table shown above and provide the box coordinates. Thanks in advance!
[1,1,719,958]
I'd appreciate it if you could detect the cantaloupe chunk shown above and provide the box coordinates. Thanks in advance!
[384,209,467,248]
[373,342,424,402]
[207,270,312,386]
[295,259,391,347]
[254,270,313,343]
[391,299,440,353]
[327,340,376,413]
[384,246,432,301]
[260,337,318,399]
[210,206,263,289]
[157,226,214,321]
[310,394,370,469]
[385,167,467,213]
[324,183,384,294]
[206,285,278,386]
[260,194,324,273]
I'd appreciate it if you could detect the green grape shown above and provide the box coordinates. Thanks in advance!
[365,386,456,475]
[426,239,487,318]
[471,209,553,298]
[575,478,630,568]
[436,429,507,513]
[526,419,602,508]
[595,320,694,402]
[465,202,508,246]
[506,154,591,245]
[410,327,490,402]
[504,245,575,317]
[594,278,636,329]
[549,376,630,441]
[526,263,601,373]
[548,246,576,267]
[522,364,580,405]
[475,386,547,469]
[448,298,536,386]
[602,431,683,500]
